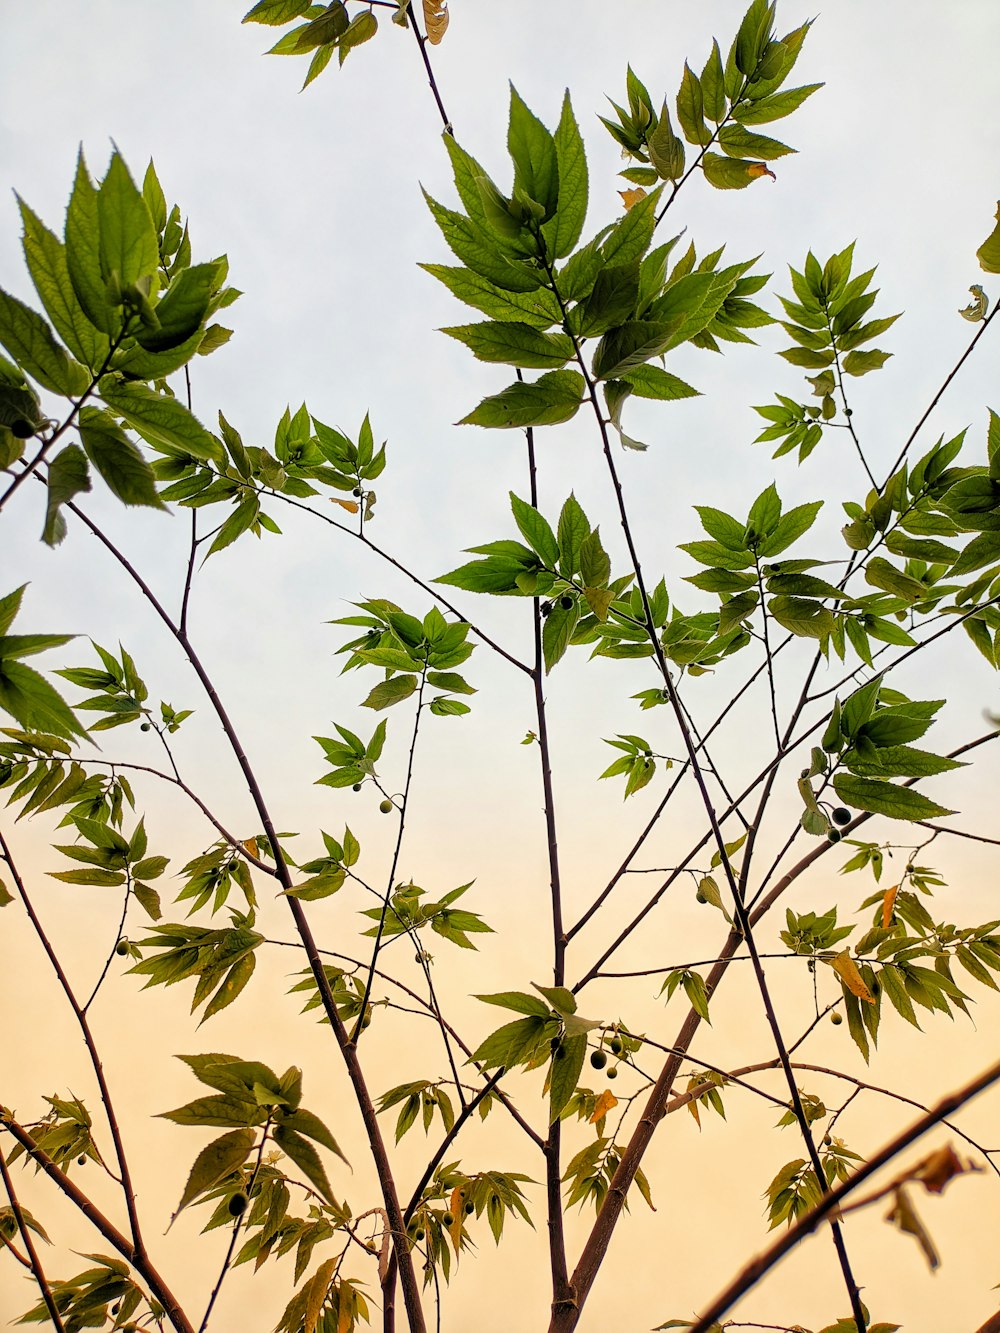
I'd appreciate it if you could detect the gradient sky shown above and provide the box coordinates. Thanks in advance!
[2,3,1000,1331]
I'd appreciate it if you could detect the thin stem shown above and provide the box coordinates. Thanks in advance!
[0,1115,195,1333]
[0,1148,65,1331]
[352,667,428,1044]
[0,830,148,1265]
[61,499,428,1333]
[686,1056,1000,1333]
[405,3,453,133]
[197,1123,272,1333]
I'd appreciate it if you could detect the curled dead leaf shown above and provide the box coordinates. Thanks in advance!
[423,0,449,44]
[747,162,776,181]
[959,284,989,321]
[589,1088,619,1124]
[913,1144,971,1195]
[881,882,899,929]
[830,949,875,1003]
[618,187,647,211]
[331,498,360,514]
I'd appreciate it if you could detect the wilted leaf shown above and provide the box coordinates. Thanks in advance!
[959,284,988,321]
[830,949,874,1003]
[885,1184,939,1270]
[423,0,448,44]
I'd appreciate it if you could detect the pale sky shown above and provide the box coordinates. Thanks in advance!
[2,3,1000,1331]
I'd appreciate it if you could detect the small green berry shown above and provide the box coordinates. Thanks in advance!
[353,782,363,791]
[442,1212,454,1227]
[608,1037,623,1056]
[695,890,708,904]
[116,940,128,957]
[832,807,851,827]
[831,1011,843,1026]
[228,1192,248,1216]
[590,1050,607,1070]
[140,722,151,732]
[606,1066,618,1080]
[464,1200,474,1215]
[77,1155,87,1166]
[414,1227,425,1241]
[905,864,914,874]
[352,486,363,497]
[826,828,842,843]
[379,798,393,814]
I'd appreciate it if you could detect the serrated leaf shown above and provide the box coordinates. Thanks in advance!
[174,1127,255,1216]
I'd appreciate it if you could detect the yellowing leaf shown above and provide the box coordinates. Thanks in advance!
[977,201,1000,274]
[243,836,258,859]
[747,162,776,181]
[589,1088,619,1124]
[336,1285,351,1333]
[830,949,874,1003]
[619,187,647,211]
[959,284,989,321]
[583,586,615,621]
[423,0,449,44]
[885,1185,939,1270]
[881,882,899,929]
[304,1257,337,1333]
[331,498,359,513]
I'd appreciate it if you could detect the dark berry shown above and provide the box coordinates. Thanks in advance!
[228,1192,248,1216]
[442,1212,454,1227]
[77,1155,87,1166]
[11,419,35,439]
[116,940,128,957]
[590,1050,607,1070]
[464,1200,474,1215]
[831,807,851,827]
[352,487,363,497]
[831,1011,843,1026]
[606,1066,618,1080]
[414,1227,425,1241]
[608,1037,623,1056]
[826,829,842,843]
[353,782,362,791]
[559,595,574,610]
[140,722,151,732]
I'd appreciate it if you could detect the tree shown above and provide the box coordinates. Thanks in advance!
[1,2,999,1330]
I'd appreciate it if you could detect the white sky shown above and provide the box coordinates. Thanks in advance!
[2,3,1000,1331]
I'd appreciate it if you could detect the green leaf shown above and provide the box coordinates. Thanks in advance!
[202,954,257,1021]
[842,349,891,376]
[78,407,164,509]
[43,443,91,546]
[361,675,417,710]
[758,501,823,556]
[174,1127,256,1215]
[135,264,217,353]
[159,1092,262,1129]
[702,154,775,190]
[272,1125,340,1206]
[621,365,699,400]
[833,773,953,823]
[65,150,116,336]
[282,1108,346,1161]
[17,199,109,369]
[97,152,160,291]
[647,102,686,181]
[591,320,682,380]
[550,1033,586,1122]
[736,82,823,126]
[458,370,584,429]
[419,263,560,327]
[543,92,588,258]
[99,380,222,462]
[676,62,709,146]
[542,601,578,671]
[508,86,559,221]
[976,202,1000,274]
[442,321,573,369]
[476,991,551,1017]
[718,123,794,161]
[0,288,89,397]
[510,492,559,565]
[243,0,311,22]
